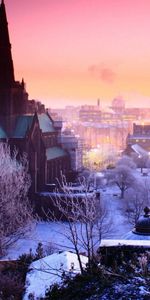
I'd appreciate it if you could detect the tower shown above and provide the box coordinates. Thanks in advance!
[0,0,15,116]
[0,0,29,134]
[0,0,15,87]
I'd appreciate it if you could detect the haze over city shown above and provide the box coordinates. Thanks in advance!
[1,1,150,299]
[5,0,150,108]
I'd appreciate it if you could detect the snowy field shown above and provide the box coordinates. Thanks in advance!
[4,169,150,260]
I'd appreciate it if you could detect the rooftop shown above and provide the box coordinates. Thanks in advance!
[38,113,55,133]
[13,115,34,138]
[100,239,150,247]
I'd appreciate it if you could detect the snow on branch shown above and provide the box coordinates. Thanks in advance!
[0,143,32,256]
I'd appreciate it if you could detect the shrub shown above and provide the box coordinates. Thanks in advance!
[0,272,25,300]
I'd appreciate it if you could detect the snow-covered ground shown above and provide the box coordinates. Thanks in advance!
[5,185,132,260]
[100,186,132,238]
[4,169,150,260]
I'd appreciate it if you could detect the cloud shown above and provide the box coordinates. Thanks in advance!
[88,63,116,84]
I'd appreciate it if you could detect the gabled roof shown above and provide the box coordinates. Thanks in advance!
[7,112,57,139]
[46,146,67,160]
[13,115,34,138]
[37,113,55,133]
[13,113,55,138]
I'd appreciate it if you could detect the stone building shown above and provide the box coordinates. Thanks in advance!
[60,129,83,171]
[0,0,70,193]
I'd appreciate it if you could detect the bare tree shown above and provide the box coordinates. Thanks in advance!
[123,177,150,225]
[0,143,32,256]
[124,187,145,225]
[117,155,136,170]
[107,164,136,199]
[143,179,150,206]
[45,175,110,273]
[146,157,150,173]
[131,152,148,173]
[78,169,95,190]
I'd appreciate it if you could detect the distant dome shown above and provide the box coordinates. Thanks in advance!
[133,207,150,235]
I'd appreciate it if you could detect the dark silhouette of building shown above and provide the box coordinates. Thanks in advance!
[0,0,70,193]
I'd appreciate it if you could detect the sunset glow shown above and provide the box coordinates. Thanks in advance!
[5,0,150,108]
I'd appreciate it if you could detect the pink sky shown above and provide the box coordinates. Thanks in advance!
[4,0,150,108]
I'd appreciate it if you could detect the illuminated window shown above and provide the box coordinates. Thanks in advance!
[136,139,139,142]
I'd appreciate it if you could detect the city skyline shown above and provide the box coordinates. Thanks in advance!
[5,0,150,108]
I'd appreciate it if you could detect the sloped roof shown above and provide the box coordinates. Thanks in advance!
[131,144,148,156]
[46,146,67,160]
[13,113,55,138]
[37,113,55,133]
[24,251,88,300]
[13,115,34,138]
[0,125,7,138]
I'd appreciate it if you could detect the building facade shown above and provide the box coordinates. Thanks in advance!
[60,129,83,171]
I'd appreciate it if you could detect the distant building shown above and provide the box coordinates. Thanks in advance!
[0,1,71,193]
[50,106,80,123]
[124,107,150,121]
[126,123,150,153]
[79,105,101,122]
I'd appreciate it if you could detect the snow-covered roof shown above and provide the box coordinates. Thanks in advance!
[131,144,148,156]
[40,189,95,198]
[100,239,150,247]
[129,135,150,140]
[23,251,88,300]
[123,232,150,241]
